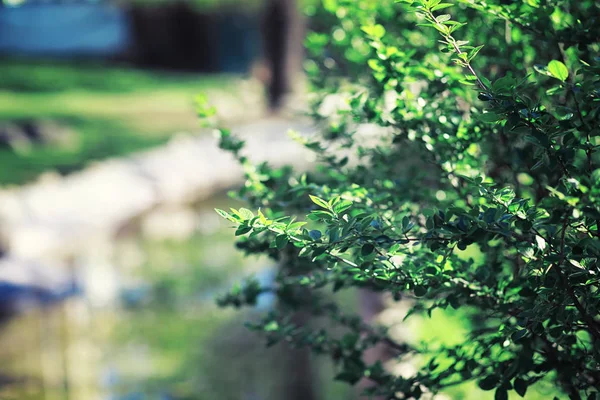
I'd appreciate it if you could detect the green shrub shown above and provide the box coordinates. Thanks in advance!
[211,0,600,398]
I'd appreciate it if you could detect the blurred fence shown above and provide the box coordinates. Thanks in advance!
[0,3,260,73]
[0,4,130,56]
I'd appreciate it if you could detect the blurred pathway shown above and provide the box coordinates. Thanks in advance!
[0,117,315,295]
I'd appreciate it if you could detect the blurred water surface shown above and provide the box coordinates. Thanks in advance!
[0,189,358,400]
[0,196,271,400]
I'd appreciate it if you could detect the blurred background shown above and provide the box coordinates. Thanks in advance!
[0,1,560,399]
[0,1,352,399]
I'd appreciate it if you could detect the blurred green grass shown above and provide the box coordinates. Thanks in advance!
[0,59,237,185]
[0,59,234,93]
[0,117,169,184]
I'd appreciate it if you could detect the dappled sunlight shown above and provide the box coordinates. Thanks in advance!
[0,0,598,399]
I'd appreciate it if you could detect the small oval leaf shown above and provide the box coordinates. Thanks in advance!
[547,60,569,82]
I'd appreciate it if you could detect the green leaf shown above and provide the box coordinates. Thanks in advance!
[511,329,528,341]
[341,332,360,349]
[308,210,334,221]
[195,93,217,118]
[322,0,336,10]
[368,58,384,72]
[436,14,451,23]
[431,3,452,11]
[215,208,235,222]
[423,208,435,217]
[275,234,289,250]
[514,378,528,397]
[264,321,279,332]
[495,388,508,400]
[238,208,255,220]
[335,370,361,384]
[546,85,562,95]
[361,243,375,256]
[298,246,310,257]
[414,286,428,297]
[554,106,574,120]
[257,209,269,225]
[448,21,467,33]
[401,216,410,231]
[533,64,548,75]
[361,24,386,38]
[476,112,505,123]
[468,45,484,61]
[333,200,353,214]
[235,225,252,236]
[288,221,307,232]
[311,247,326,260]
[309,230,322,240]
[309,195,331,210]
[478,375,498,391]
[547,60,569,82]
[432,23,450,35]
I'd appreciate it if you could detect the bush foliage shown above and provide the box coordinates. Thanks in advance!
[211,0,600,398]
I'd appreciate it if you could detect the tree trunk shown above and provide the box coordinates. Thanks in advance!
[358,289,388,399]
[262,0,303,110]
[281,310,318,400]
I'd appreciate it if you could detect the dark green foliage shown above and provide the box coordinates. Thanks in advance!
[212,0,600,398]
